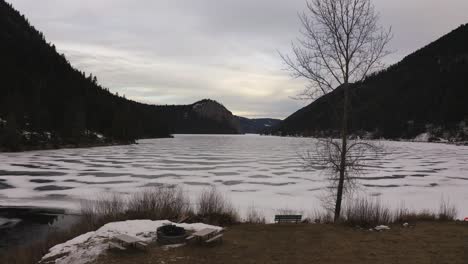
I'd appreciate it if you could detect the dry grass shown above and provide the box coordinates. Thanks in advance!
[394,200,458,223]
[80,193,127,229]
[127,187,192,220]
[2,191,460,264]
[309,210,334,224]
[244,206,266,224]
[313,197,460,227]
[196,187,239,226]
[438,198,458,221]
[95,222,468,264]
[394,208,437,223]
[341,197,393,227]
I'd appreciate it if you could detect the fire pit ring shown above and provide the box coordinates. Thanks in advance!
[157,224,187,245]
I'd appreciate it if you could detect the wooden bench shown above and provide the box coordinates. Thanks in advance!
[274,215,302,224]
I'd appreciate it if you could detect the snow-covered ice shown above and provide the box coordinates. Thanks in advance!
[40,220,222,264]
[0,134,467,220]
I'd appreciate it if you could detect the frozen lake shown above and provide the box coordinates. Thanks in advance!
[0,135,467,219]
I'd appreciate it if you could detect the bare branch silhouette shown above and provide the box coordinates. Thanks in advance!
[282,0,392,221]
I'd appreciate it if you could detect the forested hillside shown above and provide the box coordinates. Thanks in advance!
[236,117,281,134]
[0,1,241,151]
[156,99,241,134]
[272,24,468,141]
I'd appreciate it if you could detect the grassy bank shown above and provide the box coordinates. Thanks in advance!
[1,187,462,264]
[95,222,468,264]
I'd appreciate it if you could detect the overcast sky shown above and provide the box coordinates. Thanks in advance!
[7,0,468,118]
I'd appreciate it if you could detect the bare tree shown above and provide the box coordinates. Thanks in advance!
[281,0,392,221]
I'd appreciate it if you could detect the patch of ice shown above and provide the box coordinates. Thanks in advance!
[40,220,222,264]
[1,135,468,221]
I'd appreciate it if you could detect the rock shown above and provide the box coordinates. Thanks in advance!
[192,99,241,132]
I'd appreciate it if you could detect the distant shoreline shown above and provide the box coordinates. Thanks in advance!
[263,134,468,146]
[0,135,176,153]
[2,134,467,153]
[0,141,134,153]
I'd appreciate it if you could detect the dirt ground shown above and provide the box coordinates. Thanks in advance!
[95,222,468,264]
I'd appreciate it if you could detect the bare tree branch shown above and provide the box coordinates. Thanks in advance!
[282,0,392,221]
[280,0,392,101]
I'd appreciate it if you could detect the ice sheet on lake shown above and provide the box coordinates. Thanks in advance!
[0,135,467,219]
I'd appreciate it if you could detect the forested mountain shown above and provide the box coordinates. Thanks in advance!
[236,117,281,134]
[271,24,468,141]
[158,99,241,134]
[0,1,240,151]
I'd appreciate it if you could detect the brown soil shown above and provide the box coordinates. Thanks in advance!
[95,222,468,264]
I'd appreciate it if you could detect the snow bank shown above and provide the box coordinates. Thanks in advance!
[374,225,390,231]
[40,220,222,264]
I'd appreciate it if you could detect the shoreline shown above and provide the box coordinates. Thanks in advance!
[1,192,466,263]
[0,206,81,251]
[3,134,467,154]
[262,134,468,146]
[0,135,175,153]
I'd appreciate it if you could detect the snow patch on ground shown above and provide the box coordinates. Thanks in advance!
[374,225,390,231]
[40,220,222,264]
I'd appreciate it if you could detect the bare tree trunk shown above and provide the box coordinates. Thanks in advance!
[281,0,392,222]
[334,82,349,221]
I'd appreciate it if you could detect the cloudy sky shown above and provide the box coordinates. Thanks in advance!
[7,0,468,118]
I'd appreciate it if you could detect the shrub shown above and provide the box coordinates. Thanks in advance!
[438,198,458,221]
[309,210,334,224]
[196,187,239,225]
[126,186,192,221]
[394,208,437,223]
[81,193,127,229]
[341,197,392,227]
[245,206,266,224]
[394,199,457,223]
